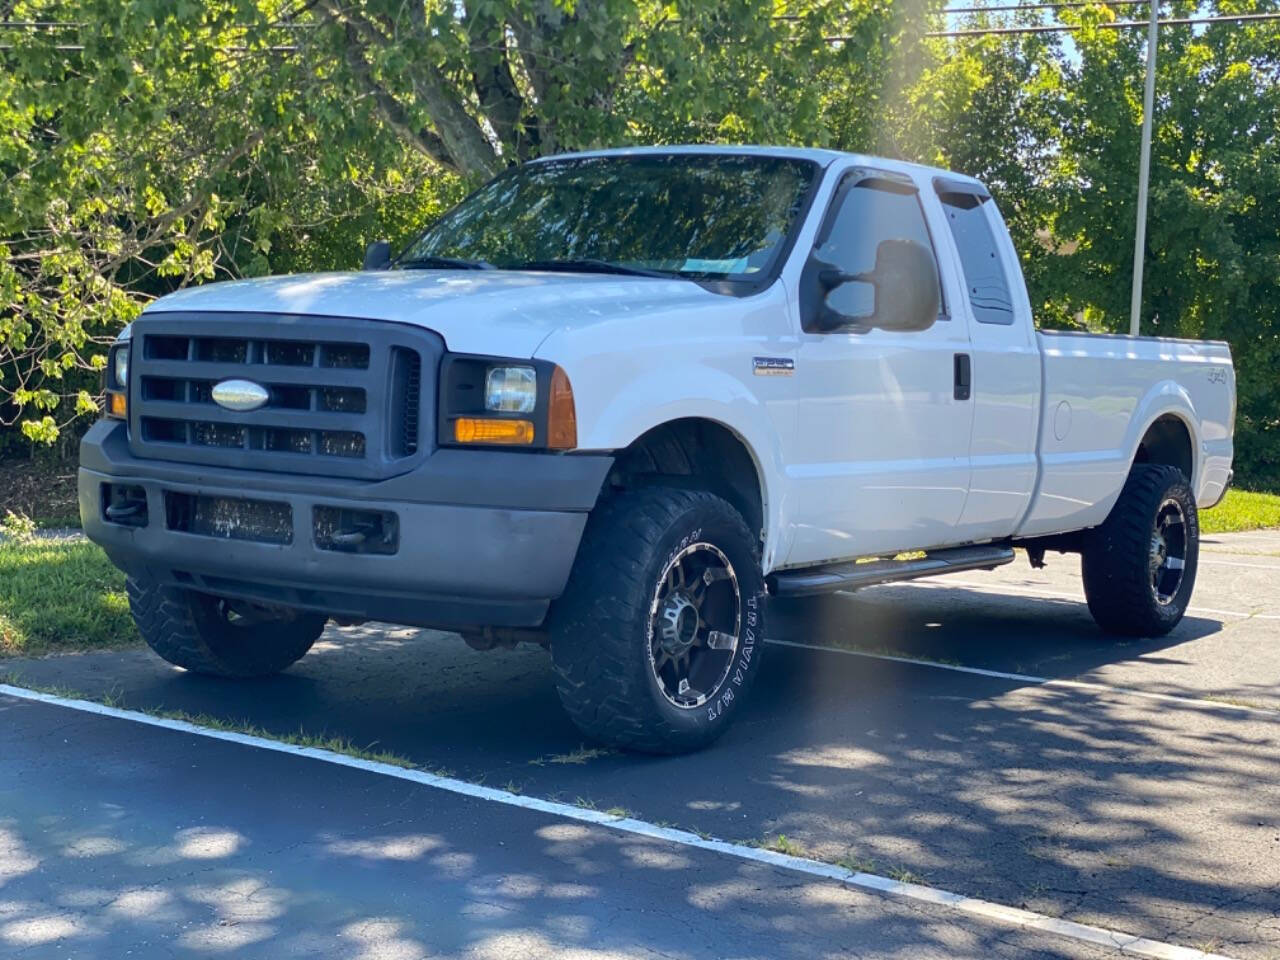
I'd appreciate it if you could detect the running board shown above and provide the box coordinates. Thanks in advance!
[768,545,1016,597]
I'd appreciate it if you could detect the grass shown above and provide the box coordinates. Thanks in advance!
[766,833,808,857]
[528,744,615,766]
[1,673,426,770]
[757,835,926,884]
[146,711,421,769]
[0,537,135,657]
[1199,488,1280,534]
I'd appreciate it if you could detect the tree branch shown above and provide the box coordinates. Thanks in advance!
[336,20,458,173]
[465,4,527,160]
[318,0,501,178]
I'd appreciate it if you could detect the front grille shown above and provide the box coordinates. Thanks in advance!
[128,314,441,480]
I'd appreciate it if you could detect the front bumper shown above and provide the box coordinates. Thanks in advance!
[79,420,613,629]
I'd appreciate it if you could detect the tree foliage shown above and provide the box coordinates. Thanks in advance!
[1,0,1277,486]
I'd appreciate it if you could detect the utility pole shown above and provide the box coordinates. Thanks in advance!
[1129,0,1160,337]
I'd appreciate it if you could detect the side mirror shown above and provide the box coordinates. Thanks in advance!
[813,238,940,333]
[362,240,391,271]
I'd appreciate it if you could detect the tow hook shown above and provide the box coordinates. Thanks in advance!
[103,484,148,528]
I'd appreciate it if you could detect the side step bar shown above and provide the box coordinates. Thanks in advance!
[768,544,1016,598]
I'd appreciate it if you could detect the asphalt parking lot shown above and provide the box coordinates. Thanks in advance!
[4,529,1280,959]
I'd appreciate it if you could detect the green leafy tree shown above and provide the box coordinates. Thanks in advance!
[1044,2,1280,485]
[1,0,920,448]
[0,0,453,446]
[3,0,1276,491]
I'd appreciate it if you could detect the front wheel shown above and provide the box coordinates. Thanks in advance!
[548,487,766,754]
[1081,464,1199,637]
[127,577,327,677]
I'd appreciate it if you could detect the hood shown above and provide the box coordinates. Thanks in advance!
[144,269,719,357]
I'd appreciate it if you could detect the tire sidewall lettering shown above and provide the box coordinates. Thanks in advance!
[651,515,764,729]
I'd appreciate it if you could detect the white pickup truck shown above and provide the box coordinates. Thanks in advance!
[81,146,1235,752]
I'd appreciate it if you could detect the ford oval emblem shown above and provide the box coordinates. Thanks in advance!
[211,379,270,412]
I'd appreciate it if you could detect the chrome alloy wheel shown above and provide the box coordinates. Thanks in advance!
[647,542,741,709]
[1149,497,1188,606]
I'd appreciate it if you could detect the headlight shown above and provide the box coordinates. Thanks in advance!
[485,365,536,413]
[439,356,575,449]
[113,345,130,390]
[105,341,131,419]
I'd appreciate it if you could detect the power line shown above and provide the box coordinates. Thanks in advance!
[5,8,1279,46]
[917,11,1280,37]
[945,1,1153,13]
[0,4,1181,31]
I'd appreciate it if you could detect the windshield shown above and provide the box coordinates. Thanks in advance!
[399,154,818,285]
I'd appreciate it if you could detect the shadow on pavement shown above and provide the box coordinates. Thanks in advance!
[4,583,1278,957]
[1,694,1112,959]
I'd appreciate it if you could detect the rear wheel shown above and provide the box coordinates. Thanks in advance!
[127,577,326,677]
[1081,464,1199,637]
[549,487,766,754]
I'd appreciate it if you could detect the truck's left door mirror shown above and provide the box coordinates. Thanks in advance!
[813,238,940,334]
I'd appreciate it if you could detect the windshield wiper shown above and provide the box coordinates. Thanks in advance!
[513,258,680,280]
[397,255,495,271]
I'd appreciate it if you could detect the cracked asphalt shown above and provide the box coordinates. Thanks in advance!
[4,529,1280,958]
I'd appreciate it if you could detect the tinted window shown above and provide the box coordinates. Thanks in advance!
[401,154,817,285]
[939,194,1014,325]
[818,181,942,319]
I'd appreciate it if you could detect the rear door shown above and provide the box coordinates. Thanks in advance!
[785,168,974,566]
[931,179,1042,541]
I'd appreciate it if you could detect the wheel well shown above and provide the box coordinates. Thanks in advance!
[606,419,765,543]
[1134,415,1193,482]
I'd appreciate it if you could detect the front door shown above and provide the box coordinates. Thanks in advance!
[785,170,974,566]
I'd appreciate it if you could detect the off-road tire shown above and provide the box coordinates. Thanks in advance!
[548,487,766,754]
[127,577,326,677]
[1081,464,1199,637]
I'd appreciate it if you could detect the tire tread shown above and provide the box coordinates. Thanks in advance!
[549,486,762,754]
[1081,464,1198,637]
[127,578,323,677]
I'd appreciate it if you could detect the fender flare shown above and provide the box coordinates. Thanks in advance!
[580,364,790,571]
[1123,380,1202,488]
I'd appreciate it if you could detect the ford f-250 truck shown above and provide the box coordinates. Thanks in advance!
[81,146,1235,753]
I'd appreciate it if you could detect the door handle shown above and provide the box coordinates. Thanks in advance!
[954,353,972,401]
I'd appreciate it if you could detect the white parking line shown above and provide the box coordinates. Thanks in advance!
[763,639,1280,719]
[916,578,1280,621]
[0,682,1237,960]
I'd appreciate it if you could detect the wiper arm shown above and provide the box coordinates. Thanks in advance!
[514,258,679,280]
[397,255,495,271]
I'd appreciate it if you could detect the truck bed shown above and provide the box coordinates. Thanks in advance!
[1017,331,1235,539]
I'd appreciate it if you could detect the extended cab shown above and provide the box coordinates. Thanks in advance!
[81,146,1236,752]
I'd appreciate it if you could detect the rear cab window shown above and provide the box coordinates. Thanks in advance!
[935,183,1015,326]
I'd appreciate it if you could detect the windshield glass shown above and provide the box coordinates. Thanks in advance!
[399,154,818,283]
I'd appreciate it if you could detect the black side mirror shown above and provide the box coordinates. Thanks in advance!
[813,238,940,333]
[363,240,391,271]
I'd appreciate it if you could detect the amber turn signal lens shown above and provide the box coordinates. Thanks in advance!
[107,392,127,418]
[454,417,535,445]
[547,365,577,450]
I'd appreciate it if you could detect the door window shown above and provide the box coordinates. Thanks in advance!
[938,193,1014,325]
[817,180,943,321]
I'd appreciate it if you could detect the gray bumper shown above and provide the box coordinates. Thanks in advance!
[79,420,613,629]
